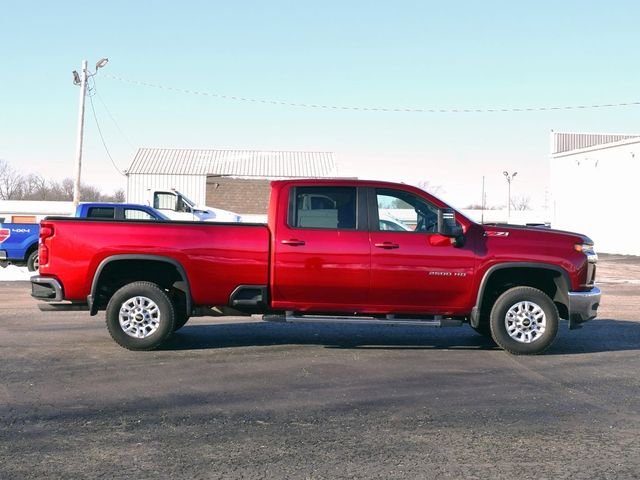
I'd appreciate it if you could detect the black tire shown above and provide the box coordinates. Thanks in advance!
[105,281,175,351]
[171,290,190,332]
[27,250,39,272]
[489,286,559,355]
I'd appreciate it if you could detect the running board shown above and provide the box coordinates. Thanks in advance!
[38,302,89,312]
[263,312,463,328]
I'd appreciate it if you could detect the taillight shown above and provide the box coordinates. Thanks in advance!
[0,228,10,244]
[40,225,54,239]
[40,244,49,266]
[39,223,54,266]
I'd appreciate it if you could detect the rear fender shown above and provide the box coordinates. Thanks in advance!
[88,254,192,316]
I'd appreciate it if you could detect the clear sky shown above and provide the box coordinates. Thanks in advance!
[1,0,639,209]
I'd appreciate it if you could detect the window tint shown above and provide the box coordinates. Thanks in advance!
[292,187,357,229]
[124,209,155,220]
[376,188,438,233]
[87,207,115,219]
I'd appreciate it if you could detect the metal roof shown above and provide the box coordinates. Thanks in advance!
[127,148,337,178]
[552,132,640,155]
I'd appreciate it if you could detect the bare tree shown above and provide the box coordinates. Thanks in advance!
[103,188,126,203]
[511,195,532,211]
[464,203,500,210]
[22,174,48,200]
[80,184,104,201]
[46,178,71,201]
[0,159,25,200]
[61,178,75,199]
[414,180,444,197]
[0,160,126,202]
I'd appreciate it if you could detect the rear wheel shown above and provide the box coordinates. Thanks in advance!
[105,281,175,350]
[27,250,39,272]
[489,286,558,355]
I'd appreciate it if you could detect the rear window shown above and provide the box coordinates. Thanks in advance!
[87,207,115,219]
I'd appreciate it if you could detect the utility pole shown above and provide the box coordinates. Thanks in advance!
[72,60,88,208]
[72,58,109,207]
[503,171,517,223]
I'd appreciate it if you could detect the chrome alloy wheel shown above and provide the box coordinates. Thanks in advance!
[119,296,161,338]
[505,300,546,344]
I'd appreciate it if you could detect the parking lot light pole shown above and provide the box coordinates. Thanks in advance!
[72,58,109,208]
[503,171,517,223]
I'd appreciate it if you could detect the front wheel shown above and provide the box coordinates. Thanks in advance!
[489,286,559,355]
[105,281,175,351]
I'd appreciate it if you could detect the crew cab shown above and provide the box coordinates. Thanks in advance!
[31,179,601,355]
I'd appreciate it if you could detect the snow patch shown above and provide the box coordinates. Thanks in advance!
[0,265,34,282]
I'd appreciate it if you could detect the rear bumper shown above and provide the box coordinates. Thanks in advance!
[568,286,601,329]
[31,276,64,302]
[0,250,6,260]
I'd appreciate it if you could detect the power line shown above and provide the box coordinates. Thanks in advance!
[105,73,640,114]
[87,87,126,176]
[90,77,137,151]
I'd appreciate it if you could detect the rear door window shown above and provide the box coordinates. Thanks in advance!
[291,187,357,230]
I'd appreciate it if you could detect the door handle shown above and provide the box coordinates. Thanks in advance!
[374,242,400,249]
[281,239,306,246]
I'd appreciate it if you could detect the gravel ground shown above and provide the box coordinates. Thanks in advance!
[0,255,639,479]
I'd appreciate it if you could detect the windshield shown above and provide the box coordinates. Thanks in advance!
[175,191,196,207]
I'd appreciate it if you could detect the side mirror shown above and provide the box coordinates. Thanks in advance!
[437,208,464,246]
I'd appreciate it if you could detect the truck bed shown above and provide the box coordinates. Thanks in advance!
[39,217,270,306]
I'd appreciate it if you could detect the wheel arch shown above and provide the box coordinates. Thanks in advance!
[88,254,192,316]
[470,262,570,327]
[24,241,39,261]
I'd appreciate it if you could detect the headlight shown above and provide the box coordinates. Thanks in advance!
[575,243,598,262]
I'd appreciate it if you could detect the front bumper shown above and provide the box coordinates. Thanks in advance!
[568,286,601,329]
[31,276,64,302]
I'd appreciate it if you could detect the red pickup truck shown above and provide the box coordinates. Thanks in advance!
[31,179,600,355]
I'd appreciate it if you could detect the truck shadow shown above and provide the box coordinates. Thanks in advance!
[161,318,640,355]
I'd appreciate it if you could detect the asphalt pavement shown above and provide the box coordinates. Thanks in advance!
[1,258,639,479]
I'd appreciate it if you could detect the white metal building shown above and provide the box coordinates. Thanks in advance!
[126,148,338,207]
[550,132,640,255]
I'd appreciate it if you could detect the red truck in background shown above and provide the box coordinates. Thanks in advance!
[31,179,601,355]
